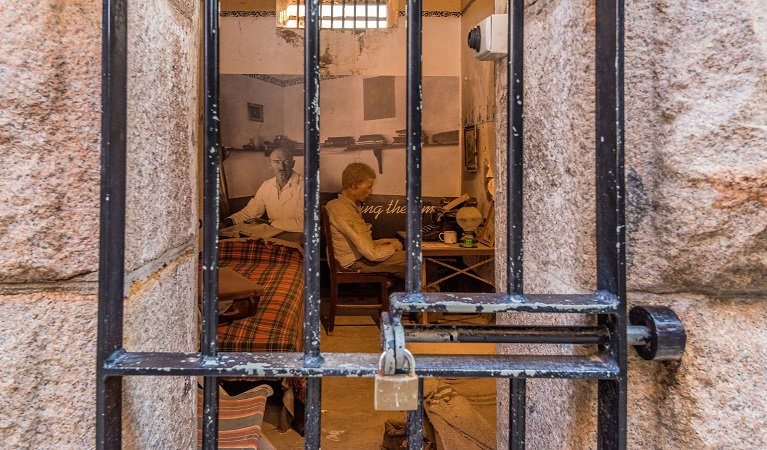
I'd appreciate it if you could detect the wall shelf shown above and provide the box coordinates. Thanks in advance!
[321,143,458,173]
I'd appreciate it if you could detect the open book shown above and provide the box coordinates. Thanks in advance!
[220,222,284,239]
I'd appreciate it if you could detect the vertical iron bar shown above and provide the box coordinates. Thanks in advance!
[304,0,322,364]
[304,0,323,448]
[407,378,424,450]
[405,0,423,294]
[507,1,527,448]
[304,378,322,449]
[506,0,524,295]
[595,0,626,448]
[201,0,221,447]
[510,378,526,450]
[96,0,127,448]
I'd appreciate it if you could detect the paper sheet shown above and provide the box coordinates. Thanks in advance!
[220,222,284,239]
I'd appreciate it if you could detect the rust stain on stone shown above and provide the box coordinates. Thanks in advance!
[319,47,335,69]
[276,28,302,47]
[707,169,767,208]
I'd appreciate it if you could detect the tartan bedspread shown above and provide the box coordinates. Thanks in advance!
[217,239,304,353]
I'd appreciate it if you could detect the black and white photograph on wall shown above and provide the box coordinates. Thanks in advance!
[218,74,463,233]
[463,124,478,172]
[247,102,264,122]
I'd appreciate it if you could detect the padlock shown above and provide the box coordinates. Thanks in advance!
[374,349,419,411]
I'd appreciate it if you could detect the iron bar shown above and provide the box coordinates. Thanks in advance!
[201,0,222,447]
[304,0,322,448]
[507,0,524,296]
[389,291,620,314]
[404,2,424,443]
[403,325,610,345]
[303,0,322,365]
[405,0,423,294]
[103,351,620,379]
[595,0,626,447]
[507,2,527,446]
[304,378,322,450]
[407,378,424,450]
[510,378,526,450]
[96,0,127,447]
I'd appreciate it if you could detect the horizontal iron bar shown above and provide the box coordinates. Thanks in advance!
[404,324,610,345]
[102,351,618,379]
[389,291,619,314]
[403,324,651,347]
[626,325,651,346]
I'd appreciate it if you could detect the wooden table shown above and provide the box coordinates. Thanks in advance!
[396,231,495,291]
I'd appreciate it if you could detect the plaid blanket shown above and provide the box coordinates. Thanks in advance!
[218,239,304,353]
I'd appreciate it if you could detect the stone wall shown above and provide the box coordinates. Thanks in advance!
[0,1,200,448]
[494,0,767,448]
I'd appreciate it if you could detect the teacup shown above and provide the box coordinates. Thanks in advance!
[439,230,458,244]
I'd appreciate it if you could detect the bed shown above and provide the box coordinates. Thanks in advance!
[215,237,307,429]
[217,237,304,353]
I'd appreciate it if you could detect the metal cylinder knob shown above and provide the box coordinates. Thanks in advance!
[629,305,686,361]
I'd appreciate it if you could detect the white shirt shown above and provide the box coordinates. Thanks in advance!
[228,170,304,232]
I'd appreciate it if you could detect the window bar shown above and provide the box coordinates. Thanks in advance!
[407,379,424,449]
[405,0,423,295]
[342,0,346,29]
[96,0,128,448]
[506,0,526,448]
[405,0,424,446]
[201,0,222,447]
[303,0,323,447]
[510,377,526,450]
[376,0,380,28]
[353,0,357,29]
[595,0,626,447]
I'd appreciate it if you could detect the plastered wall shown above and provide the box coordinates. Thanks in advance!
[461,0,497,219]
[0,1,200,447]
[493,0,767,448]
[219,15,464,200]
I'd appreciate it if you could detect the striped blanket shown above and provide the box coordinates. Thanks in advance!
[217,239,304,353]
[197,384,273,450]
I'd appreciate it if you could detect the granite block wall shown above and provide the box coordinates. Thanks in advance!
[0,0,200,448]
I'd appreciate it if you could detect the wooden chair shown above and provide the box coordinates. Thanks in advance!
[321,205,389,334]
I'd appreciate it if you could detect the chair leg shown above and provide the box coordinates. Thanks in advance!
[328,281,339,335]
[380,280,389,316]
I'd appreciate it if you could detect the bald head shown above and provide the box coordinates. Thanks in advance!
[269,148,295,186]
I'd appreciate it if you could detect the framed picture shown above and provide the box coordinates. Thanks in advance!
[463,125,478,172]
[479,201,495,247]
[247,103,264,122]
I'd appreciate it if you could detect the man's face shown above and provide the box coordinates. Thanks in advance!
[269,150,295,184]
[351,178,375,203]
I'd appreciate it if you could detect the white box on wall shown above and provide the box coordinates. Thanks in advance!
[467,14,508,61]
